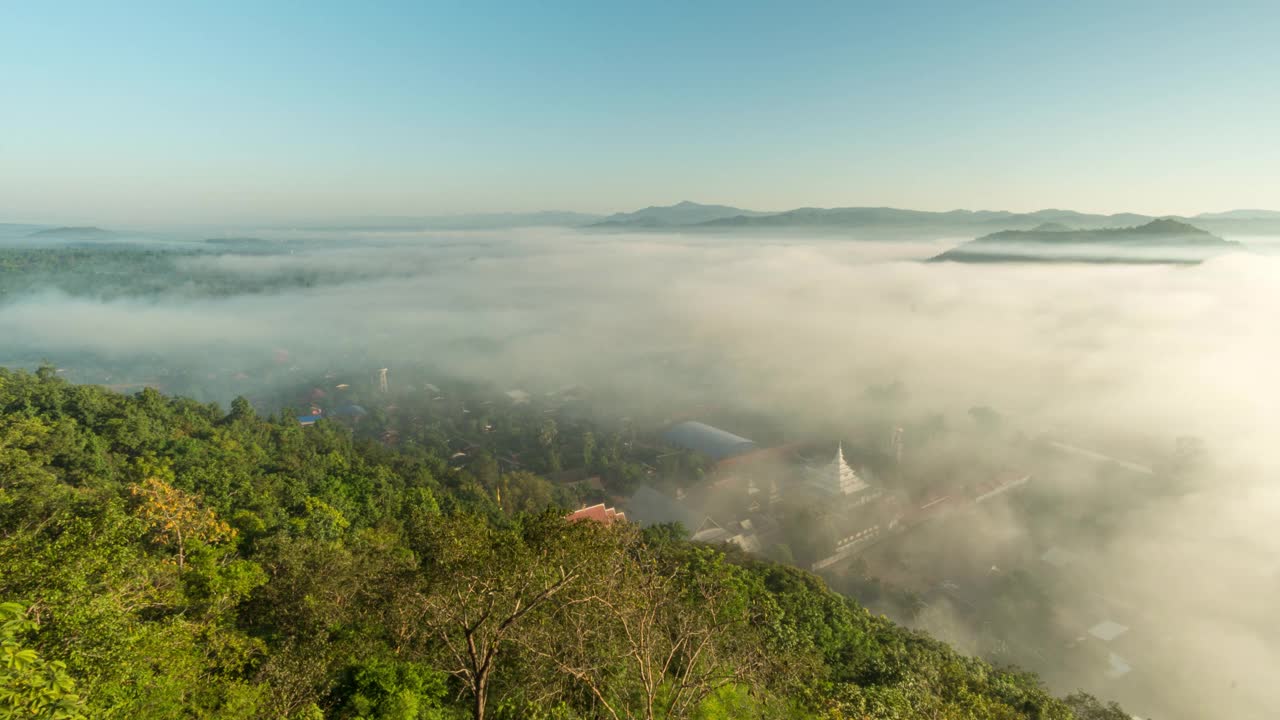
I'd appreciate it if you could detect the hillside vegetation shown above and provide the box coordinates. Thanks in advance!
[0,368,1125,720]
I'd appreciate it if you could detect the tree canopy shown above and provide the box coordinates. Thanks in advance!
[0,368,1117,719]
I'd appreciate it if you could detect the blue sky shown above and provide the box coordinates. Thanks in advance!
[2,1,1278,224]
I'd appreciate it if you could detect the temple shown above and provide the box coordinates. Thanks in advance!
[809,444,870,496]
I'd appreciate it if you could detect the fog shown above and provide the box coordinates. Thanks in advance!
[4,227,1278,718]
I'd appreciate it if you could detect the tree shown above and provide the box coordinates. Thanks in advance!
[526,536,772,720]
[1063,692,1129,720]
[228,396,257,422]
[499,472,554,516]
[581,431,596,471]
[0,602,86,720]
[537,419,561,472]
[404,513,606,720]
[130,477,236,568]
[334,658,451,720]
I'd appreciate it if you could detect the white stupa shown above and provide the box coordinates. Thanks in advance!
[809,443,870,496]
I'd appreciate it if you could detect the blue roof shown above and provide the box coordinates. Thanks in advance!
[297,414,321,425]
[661,421,756,461]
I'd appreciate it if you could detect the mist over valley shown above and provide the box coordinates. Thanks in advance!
[3,206,1277,718]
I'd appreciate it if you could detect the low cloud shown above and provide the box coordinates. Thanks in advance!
[3,228,1277,718]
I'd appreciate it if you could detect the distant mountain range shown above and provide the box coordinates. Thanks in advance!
[589,201,769,228]
[305,211,604,231]
[583,201,1280,237]
[9,204,1280,247]
[23,226,116,241]
[929,219,1242,264]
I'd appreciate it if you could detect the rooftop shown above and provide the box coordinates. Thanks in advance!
[808,444,870,496]
[566,503,627,525]
[662,421,756,461]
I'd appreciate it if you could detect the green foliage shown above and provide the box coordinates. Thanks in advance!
[0,369,1119,720]
[334,659,453,720]
[0,603,86,720]
[1063,692,1129,720]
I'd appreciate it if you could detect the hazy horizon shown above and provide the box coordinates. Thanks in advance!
[7,199,1280,232]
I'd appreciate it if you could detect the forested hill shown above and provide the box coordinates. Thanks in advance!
[930,219,1240,264]
[0,368,1125,720]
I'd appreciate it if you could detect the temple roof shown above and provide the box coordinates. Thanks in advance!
[809,443,870,495]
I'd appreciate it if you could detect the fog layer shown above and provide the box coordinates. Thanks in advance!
[3,229,1275,718]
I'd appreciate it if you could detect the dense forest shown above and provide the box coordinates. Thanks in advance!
[0,368,1129,719]
[0,241,437,303]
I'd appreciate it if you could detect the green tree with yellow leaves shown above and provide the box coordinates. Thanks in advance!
[130,477,235,568]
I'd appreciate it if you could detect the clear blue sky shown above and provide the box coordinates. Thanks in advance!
[2,1,1277,224]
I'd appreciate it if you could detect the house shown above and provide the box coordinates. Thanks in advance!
[566,503,627,525]
[688,517,765,555]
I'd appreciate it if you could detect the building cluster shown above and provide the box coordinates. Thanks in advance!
[584,418,1036,573]
[602,420,903,569]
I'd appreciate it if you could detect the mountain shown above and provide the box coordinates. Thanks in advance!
[0,223,47,242]
[697,207,1171,234]
[1188,210,1280,236]
[23,225,116,241]
[585,203,1280,238]
[308,211,603,231]
[587,204,1175,237]
[930,219,1241,264]
[700,206,1008,228]
[1030,222,1074,232]
[1194,209,1280,220]
[588,201,769,228]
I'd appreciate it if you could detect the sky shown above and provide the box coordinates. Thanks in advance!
[2,1,1279,224]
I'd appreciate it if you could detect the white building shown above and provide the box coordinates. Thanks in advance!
[808,444,871,496]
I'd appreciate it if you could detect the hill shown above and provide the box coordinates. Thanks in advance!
[1030,222,1074,232]
[589,200,769,228]
[1194,209,1280,220]
[0,367,1125,720]
[310,211,603,230]
[585,204,1176,237]
[583,203,1280,237]
[697,207,1179,235]
[930,219,1241,264]
[23,225,116,241]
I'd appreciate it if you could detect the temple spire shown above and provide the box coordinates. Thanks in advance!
[809,441,869,496]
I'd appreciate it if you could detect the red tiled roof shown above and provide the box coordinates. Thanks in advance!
[566,503,627,525]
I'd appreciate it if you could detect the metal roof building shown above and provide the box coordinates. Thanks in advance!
[661,421,756,461]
